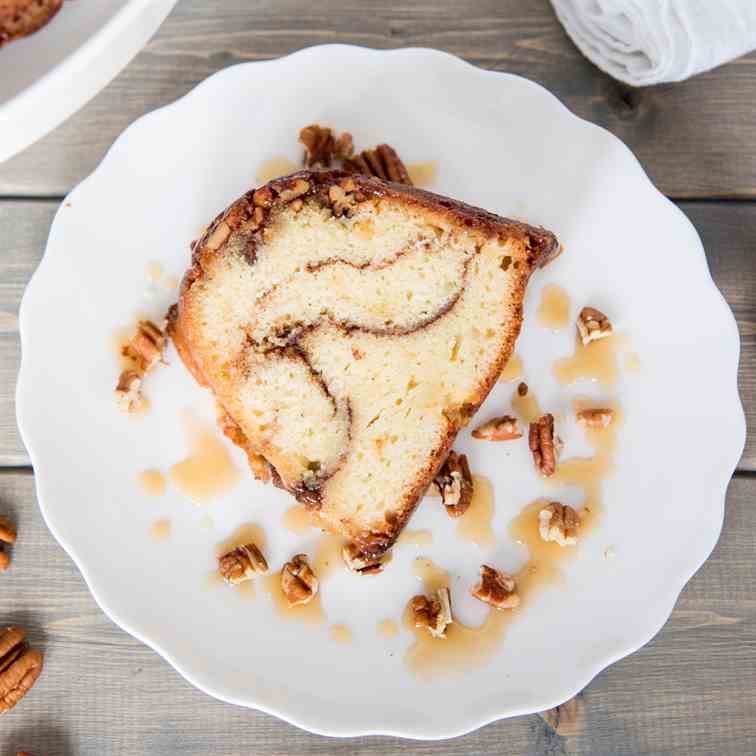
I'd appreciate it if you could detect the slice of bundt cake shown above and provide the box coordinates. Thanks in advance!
[0,0,62,47]
[170,171,558,556]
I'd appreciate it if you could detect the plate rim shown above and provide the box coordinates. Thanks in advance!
[0,0,179,163]
[16,44,747,740]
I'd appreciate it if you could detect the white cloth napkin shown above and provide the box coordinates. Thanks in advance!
[550,0,756,86]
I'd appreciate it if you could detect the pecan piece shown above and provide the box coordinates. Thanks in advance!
[281,554,319,607]
[410,587,453,638]
[0,517,16,545]
[576,408,614,428]
[342,542,386,575]
[471,565,520,609]
[433,451,474,517]
[529,414,561,477]
[328,184,357,218]
[343,144,413,185]
[114,369,144,413]
[299,124,353,168]
[0,517,15,573]
[517,381,529,397]
[577,307,613,345]
[122,320,165,373]
[472,415,522,441]
[276,178,311,203]
[538,502,579,546]
[0,627,43,714]
[218,543,268,584]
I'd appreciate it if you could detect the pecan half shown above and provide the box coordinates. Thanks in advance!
[576,408,614,428]
[538,502,579,546]
[529,414,561,477]
[471,565,520,609]
[577,307,613,345]
[299,124,354,168]
[281,554,319,607]
[433,451,474,517]
[218,543,268,584]
[0,627,43,714]
[342,542,386,575]
[410,587,453,638]
[472,415,522,441]
[343,144,412,185]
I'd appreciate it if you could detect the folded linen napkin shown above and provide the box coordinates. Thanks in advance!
[551,0,756,86]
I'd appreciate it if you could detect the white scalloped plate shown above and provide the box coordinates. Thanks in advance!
[16,46,745,739]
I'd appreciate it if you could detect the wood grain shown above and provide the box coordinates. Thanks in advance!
[1,0,756,198]
[0,469,753,755]
[0,199,753,469]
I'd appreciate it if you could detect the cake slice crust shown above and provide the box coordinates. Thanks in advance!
[171,171,558,556]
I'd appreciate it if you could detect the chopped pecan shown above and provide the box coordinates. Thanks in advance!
[538,502,579,546]
[114,369,144,413]
[281,554,319,607]
[299,124,354,168]
[122,320,165,373]
[517,381,529,397]
[577,307,613,345]
[529,414,561,477]
[0,517,16,545]
[276,178,311,203]
[433,451,474,517]
[576,408,614,428]
[328,184,357,218]
[0,627,43,714]
[410,587,453,638]
[472,415,522,441]
[471,565,520,609]
[342,542,386,575]
[343,144,412,185]
[218,543,268,584]
[115,319,166,413]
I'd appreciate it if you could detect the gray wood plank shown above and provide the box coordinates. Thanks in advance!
[1,0,756,198]
[0,469,753,755]
[1,199,754,469]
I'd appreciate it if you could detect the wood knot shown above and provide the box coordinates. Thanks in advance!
[606,81,644,121]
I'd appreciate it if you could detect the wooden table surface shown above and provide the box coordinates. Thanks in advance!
[1,1,755,754]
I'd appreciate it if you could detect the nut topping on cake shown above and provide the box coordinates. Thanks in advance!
[471,565,520,609]
[434,451,474,517]
[529,414,561,477]
[343,144,412,185]
[281,554,319,607]
[218,543,269,584]
[342,542,386,575]
[410,588,453,638]
[472,415,522,441]
[576,408,614,428]
[538,502,579,546]
[577,307,613,345]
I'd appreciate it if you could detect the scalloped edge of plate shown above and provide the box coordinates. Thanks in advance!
[17,45,746,739]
